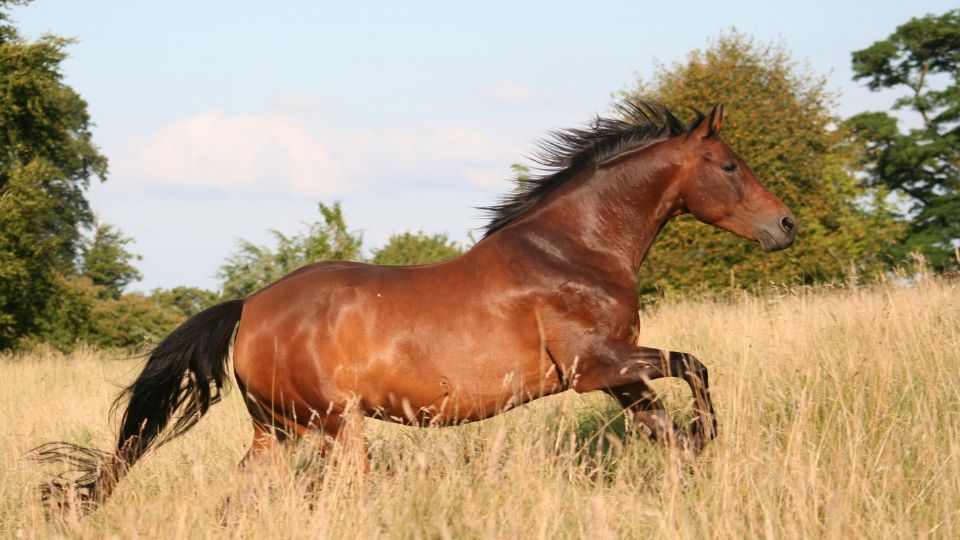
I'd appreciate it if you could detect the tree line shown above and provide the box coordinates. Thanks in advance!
[1,2,957,351]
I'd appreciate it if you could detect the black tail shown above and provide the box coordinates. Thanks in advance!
[33,299,244,513]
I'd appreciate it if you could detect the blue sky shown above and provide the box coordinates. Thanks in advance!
[11,1,956,291]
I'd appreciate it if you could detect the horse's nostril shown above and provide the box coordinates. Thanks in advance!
[780,216,796,233]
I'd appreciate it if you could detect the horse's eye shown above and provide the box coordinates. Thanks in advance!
[721,161,738,173]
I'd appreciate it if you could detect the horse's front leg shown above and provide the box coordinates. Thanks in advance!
[575,345,718,453]
[603,382,683,446]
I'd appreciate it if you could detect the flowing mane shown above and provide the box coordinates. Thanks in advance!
[481,99,702,236]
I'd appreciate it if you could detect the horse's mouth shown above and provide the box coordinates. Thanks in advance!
[758,229,795,252]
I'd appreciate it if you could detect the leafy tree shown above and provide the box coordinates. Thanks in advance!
[149,286,220,319]
[371,231,463,266]
[23,275,179,351]
[218,202,362,298]
[81,222,142,299]
[621,32,903,299]
[845,9,960,268]
[86,292,182,349]
[0,4,108,348]
[0,162,64,347]
[27,273,98,350]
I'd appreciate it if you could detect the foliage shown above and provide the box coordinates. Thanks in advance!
[85,292,182,349]
[621,32,904,299]
[81,222,142,299]
[19,274,179,351]
[30,281,220,351]
[0,4,108,350]
[218,202,363,299]
[23,273,98,351]
[149,286,220,319]
[0,21,106,261]
[0,162,63,347]
[845,9,960,269]
[371,231,463,266]
[510,163,531,191]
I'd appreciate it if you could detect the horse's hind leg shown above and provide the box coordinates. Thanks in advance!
[239,424,287,467]
[322,402,369,472]
[604,382,684,446]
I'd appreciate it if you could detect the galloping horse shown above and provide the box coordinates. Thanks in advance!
[37,101,796,510]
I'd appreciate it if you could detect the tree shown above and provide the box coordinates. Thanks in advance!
[85,292,182,349]
[0,2,108,349]
[371,231,463,266]
[149,286,220,319]
[81,222,142,298]
[620,32,903,299]
[846,10,960,268]
[218,202,362,298]
[0,162,63,347]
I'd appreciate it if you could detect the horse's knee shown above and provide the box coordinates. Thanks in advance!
[669,351,708,383]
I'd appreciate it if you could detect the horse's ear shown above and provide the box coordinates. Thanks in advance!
[688,106,709,139]
[690,103,724,139]
[708,103,724,136]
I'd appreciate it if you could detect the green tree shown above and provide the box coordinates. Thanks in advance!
[86,292,182,349]
[27,273,97,350]
[81,222,142,299]
[23,275,180,351]
[0,162,63,347]
[621,32,903,299]
[149,286,220,319]
[846,9,960,268]
[0,3,108,349]
[218,202,362,298]
[371,231,463,266]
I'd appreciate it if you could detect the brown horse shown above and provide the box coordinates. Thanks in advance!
[36,101,795,511]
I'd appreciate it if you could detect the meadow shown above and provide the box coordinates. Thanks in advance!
[1,276,958,538]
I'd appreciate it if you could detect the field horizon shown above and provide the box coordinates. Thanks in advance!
[2,277,958,538]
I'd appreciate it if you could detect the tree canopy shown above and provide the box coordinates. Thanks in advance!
[371,231,463,266]
[218,202,363,299]
[621,32,903,299]
[0,5,108,349]
[0,2,204,352]
[81,222,142,299]
[845,9,960,268]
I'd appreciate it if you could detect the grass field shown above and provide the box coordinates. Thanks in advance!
[2,277,958,538]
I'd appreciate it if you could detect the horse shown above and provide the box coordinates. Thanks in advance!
[35,101,796,511]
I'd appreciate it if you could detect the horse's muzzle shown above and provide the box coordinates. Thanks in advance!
[758,215,797,252]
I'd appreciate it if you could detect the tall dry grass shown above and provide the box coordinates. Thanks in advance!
[1,277,958,538]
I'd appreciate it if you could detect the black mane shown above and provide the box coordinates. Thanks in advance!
[481,99,702,237]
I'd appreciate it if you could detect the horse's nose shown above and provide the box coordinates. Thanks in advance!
[779,216,796,234]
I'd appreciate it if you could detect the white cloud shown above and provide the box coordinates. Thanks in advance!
[116,108,350,196]
[113,103,524,197]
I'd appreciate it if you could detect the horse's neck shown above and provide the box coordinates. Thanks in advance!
[585,162,679,266]
[501,161,682,278]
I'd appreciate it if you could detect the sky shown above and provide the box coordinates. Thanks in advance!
[11,0,956,292]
